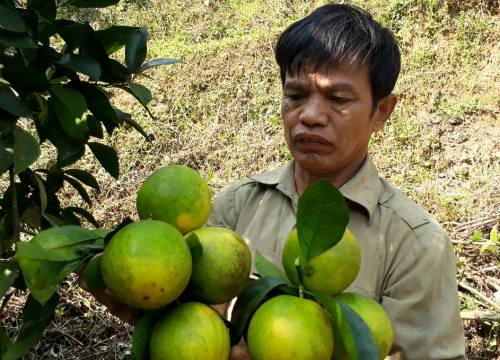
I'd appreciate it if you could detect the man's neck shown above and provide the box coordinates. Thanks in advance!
[294,156,367,195]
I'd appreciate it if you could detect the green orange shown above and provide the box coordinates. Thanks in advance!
[185,226,251,304]
[247,295,334,360]
[149,301,230,360]
[282,227,361,295]
[136,165,212,234]
[101,220,192,309]
[332,292,393,359]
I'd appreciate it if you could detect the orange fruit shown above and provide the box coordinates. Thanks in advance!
[282,227,361,295]
[247,295,334,360]
[149,301,230,360]
[185,226,251,304]
[101,220,192,309]
[136,165,211,234]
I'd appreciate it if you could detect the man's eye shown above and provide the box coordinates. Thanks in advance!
[286,94,304,101]
[329,96,351,104]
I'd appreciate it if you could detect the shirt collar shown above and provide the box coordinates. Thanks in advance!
[248,156,382,222]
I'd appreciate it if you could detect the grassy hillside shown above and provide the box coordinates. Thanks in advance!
[3,0,499,358]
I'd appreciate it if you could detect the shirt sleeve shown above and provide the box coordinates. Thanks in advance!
[207,183,238,230]
[381,222,466,360]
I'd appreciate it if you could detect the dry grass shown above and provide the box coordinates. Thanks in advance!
[1,0,499,358]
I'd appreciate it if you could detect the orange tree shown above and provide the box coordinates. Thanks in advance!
[0,0,177,358]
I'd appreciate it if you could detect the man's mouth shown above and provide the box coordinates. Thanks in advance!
[294,133,330,144]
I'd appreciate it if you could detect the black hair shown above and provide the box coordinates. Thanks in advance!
[275,4,401,107]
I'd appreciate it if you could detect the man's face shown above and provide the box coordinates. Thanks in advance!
[281,64,387,177]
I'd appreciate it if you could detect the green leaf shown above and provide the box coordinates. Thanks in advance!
[95,25,140,55]
[73,83,119,135]
[65,169,99,189]
[0,330,11,358]
[26,169,47,214]
[125,27,148,73]
[469,229,483,243]
[86,115,104,139]
[137,58,181,74]
[116,83,153,118]
[254,251,289,283]
[297,180,349,260]
[0,135,14,176]
[55,54,101,80]
[0,57,46,93]
[2,294,58,360]
[185,232,203,261]
[230,277,288,345]
[16,226,101,304]
[0,5,29,33]
[13,126,40,175]
[0,259,18,299]
[63,175,92,204]
[55,20,86,52]
[315,293,379,360]
[132,310,161,360]
[0,31,37,49]
[114,107,151,140]
[0,87,21,116]
[80,253,105,289]
[28,0,57,22]
[66,0,120,7]
[88,142,119,179]
[50,87,89,142]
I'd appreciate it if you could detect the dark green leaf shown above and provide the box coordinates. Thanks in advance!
[297,180,349,260]
[0,31,37,49]
[65,169,99,189]
[0,87,21,116]
[55,54,101,80]
[86,115,104,139]
[0,259,17,299]
[0,5,29,33]
[0,136,14,175]
[29,170,47,214]
[50,87,89,142]
[66,0,119,8]
[2,294,58,360]
[230,277,288,345]
[28,0,57,22]
[114,107,150,140]
[21,205,42,229]
[42,213,64,227]
[185,232,203,261]
[103,58,130,83]
[63,207,99,227]
[254,251,289,283]
[88,142,119,179]
[132,310,161,360]
[73,84,119,135]
[137,58,181,74]
[55,20,86,52]
[104,217,133,246]
[125,27,148,73]
[16,226,101,303]
[0,57,46,93]
[116,83,153,118]
[80,253,105,289]
[95,25,140,55]
[315,293,379,360]
[63,175,92,204]
[13,126,40,174]
[0,330,11,358]
[47,108,86,166]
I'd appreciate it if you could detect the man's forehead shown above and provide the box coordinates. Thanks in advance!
[284,64,368,89]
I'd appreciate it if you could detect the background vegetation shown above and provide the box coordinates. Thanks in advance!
[1,0,499,358]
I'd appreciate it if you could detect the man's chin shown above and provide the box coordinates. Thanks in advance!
[294,153,336,177]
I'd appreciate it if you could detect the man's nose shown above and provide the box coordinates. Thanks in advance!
[298,96,329,127]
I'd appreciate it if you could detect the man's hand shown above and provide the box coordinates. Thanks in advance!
[78,276,143,324]
[230,340,251,360]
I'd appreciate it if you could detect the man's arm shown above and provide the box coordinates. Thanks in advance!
[381,224,465,359]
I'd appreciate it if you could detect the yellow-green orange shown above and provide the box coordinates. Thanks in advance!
[247,295,334,360]
[136,165,212,234]
[101,220,192,309]
[185,226,251,304]
[149,301,230,360]
[332,292,393,360]
[282,228,361,295]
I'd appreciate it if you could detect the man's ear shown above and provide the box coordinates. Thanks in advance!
[371,95,398,132]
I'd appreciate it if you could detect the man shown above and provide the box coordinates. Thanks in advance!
[208,4,465,359]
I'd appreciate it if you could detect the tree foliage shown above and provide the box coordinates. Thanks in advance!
[0,0,176,357]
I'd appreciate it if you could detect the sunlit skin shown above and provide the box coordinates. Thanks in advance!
[281,64,398,194]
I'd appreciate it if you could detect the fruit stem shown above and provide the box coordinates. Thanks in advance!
[298,285,304,298]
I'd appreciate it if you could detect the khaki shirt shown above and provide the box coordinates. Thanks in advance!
[208,157,465,360]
